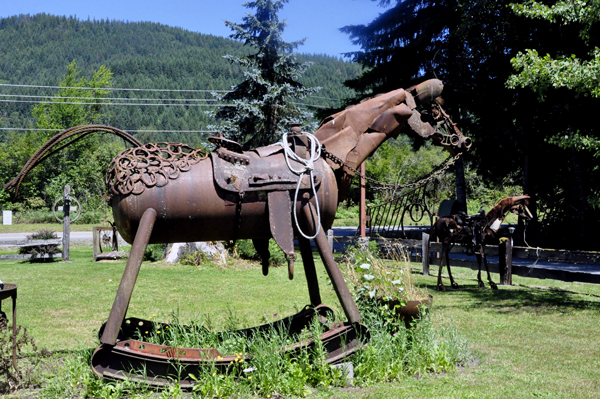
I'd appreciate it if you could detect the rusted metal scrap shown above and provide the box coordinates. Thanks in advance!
[430,196,532,290]
[5,79,471,387]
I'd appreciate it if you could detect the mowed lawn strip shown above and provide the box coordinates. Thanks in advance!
[1,248,599,398]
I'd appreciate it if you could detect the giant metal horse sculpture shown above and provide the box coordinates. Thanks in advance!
[430,196,532,291]
[6,79,470,386]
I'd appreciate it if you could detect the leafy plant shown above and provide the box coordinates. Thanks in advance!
[340,240,430,332]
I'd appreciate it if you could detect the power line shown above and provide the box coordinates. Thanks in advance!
[0,99,235,107]
[0,127,216,133]
[0,83,343,102]
[309,95,341,102]
[0,98,329,108]
[0,94,217,102]
[0,83,230,93]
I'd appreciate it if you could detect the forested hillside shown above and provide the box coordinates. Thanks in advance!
[0,13,360,144]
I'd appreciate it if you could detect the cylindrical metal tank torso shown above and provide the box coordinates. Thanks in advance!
[111,155,338,244]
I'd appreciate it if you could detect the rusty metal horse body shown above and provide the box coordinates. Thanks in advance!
[431,196,532,290]
[5,79,470,386]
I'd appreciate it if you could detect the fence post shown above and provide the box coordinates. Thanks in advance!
[93,227,100,262]
[498,238,513,285]
[62,185,70,261]
[422,232,430,276]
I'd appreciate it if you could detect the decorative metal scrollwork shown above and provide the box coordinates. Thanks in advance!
[106,143,208,195]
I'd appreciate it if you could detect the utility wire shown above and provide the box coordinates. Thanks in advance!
[0,94,217,102]
[0,84,343,102]
[0,127,216,133]
[0,99,235,107]
[0,83,230,93]
[0,98,328,108]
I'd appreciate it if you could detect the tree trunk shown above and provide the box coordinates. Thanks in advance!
[454,156,467,213]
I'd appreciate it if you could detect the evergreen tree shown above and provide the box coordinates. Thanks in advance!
[213,0,320,149]
[341,0,600,248]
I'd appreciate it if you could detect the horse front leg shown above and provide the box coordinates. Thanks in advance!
[480,246,498,290]
[297,236,322,307]
[302,202,361,324]
[101,208,157,345]
[446,242,459,289]
[475,251,486,288]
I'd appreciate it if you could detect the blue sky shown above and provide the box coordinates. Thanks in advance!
[0,0,391,57]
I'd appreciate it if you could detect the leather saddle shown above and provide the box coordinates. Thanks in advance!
[211,144,323,193]
[210,138,324,280]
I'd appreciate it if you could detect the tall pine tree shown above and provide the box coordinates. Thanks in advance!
[214,0,320,150]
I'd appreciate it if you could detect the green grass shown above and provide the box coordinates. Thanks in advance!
[1,248,599,398]
[324,266,600,399]
[0,247,340,351]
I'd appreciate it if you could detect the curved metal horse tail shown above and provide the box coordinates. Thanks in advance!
[3,125,143,197]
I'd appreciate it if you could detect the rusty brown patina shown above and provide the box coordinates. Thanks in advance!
[5,79,470,387]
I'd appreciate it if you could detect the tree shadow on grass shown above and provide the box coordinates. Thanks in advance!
[419,274,600,315]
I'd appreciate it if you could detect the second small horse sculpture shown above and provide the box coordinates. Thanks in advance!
[430,196,532,290]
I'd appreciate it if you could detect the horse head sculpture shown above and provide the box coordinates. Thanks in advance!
[5,79,470,386]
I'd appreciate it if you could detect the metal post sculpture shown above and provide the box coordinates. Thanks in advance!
[430,196,533,290]
[52,185,82,261]
[5,79,471,386]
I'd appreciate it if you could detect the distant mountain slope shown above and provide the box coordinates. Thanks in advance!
[0,14,359,144]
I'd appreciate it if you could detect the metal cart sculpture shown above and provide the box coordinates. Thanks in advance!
[6,79,470,386]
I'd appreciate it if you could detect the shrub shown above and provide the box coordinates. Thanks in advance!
[230,239,286,267]
[144,243,167,262]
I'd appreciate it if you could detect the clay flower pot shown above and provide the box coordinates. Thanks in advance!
[379,295,433,327]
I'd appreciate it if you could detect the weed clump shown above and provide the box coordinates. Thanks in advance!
[0,324,49,394]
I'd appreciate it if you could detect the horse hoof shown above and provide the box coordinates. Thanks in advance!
[478,281,485,288]
[490,282,498,290]
[437,284,446,292]
[451,282,459,290]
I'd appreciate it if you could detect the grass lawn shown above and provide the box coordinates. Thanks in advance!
[327,268,600,399]
[1,247,599,398]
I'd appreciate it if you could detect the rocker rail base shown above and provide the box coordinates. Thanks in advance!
[91,305,369,388]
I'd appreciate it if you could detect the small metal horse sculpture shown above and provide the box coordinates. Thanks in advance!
[430,196,532,291]
[6,79,470,386]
